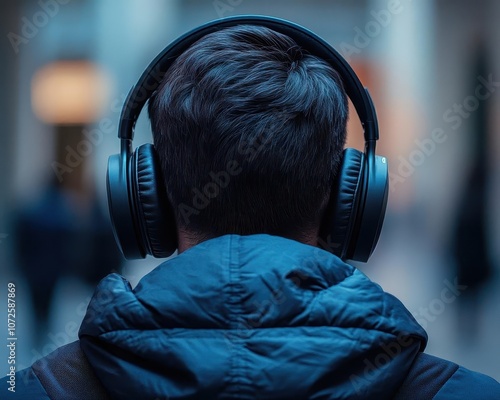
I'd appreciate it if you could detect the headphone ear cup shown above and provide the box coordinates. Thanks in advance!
[107,152,142,259]
[132,143,177,258]
[319,148,364,260]
[350,152,388,262]
[320,148,389,262]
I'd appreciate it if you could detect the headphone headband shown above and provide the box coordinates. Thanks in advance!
[118,15,379,144]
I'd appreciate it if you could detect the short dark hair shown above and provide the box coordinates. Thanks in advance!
[149,25,348,241]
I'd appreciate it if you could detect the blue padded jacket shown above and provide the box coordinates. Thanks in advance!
[3,234,500,399]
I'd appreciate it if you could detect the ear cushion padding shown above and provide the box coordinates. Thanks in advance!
[320,148,364,259]
[134,144,177,258]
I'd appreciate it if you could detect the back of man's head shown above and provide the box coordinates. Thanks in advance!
[149,25,348,244]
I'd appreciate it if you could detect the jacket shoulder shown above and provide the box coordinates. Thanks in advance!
[1,341,110,400]
[0,367,51,399]
[434,364,500,400]
[394,352,500,400]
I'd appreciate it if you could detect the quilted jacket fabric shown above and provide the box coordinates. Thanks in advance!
[80,234,427,399]
[4,234,500,399]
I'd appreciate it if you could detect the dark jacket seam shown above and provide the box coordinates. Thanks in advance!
[432,365,461,399]
[30,366,53,400]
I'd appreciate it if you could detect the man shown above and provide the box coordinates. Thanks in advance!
[4,24,500,399]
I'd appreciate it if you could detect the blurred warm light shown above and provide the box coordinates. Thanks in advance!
[31,60,111,124]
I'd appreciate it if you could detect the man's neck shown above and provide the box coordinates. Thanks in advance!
[177,230,319,253]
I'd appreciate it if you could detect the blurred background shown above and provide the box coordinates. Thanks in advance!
[1,0,499,381]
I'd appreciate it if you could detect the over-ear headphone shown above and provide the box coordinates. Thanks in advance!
[107,15,388,262]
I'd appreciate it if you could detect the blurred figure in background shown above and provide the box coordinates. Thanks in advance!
[449,42,495,339]
[13,125,123,347]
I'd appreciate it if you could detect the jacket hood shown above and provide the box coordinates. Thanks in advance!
[79,234,427,399]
